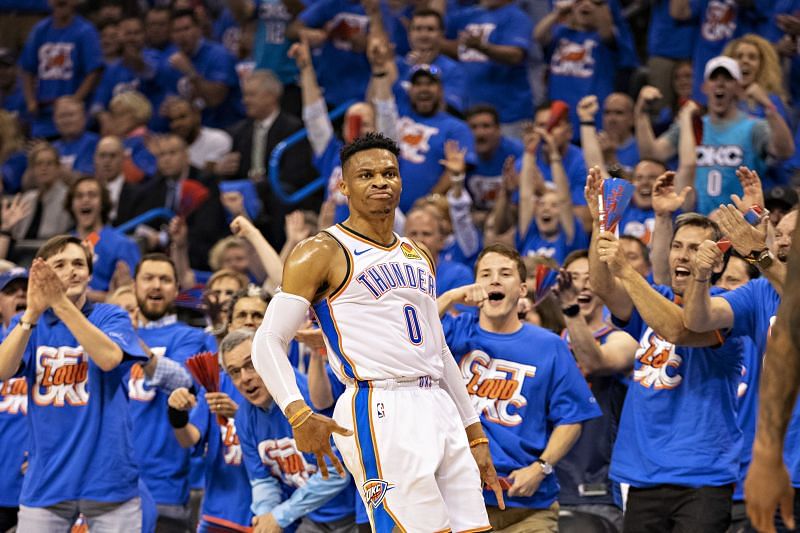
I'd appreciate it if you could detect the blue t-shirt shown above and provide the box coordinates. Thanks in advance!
[190,372,253,529]
[54,131,97,175]
[518,215,589,264]
[395,105,476,212]
[546,25,618,136]
[396,54,468,114]
[14,302,146,507]
[157,39,242,129]
[91,49,163,119]
[616,137,639,174]
[0,377,28,507]
[521,144,588,207]
[610,285,744,488]
[437,259,473,296]
[86,226,142,292]
[443,314,601,509]
[466,137,524,210]
[254,0,301,84]
[2,151,27,194]
[123,134,157,180]
[557,325,626,507]
[445,3,533,123]
[1,77,28,126]
[126,318,208,506]
[647,0,697,59]
[236,372,355,524]
[213,7,242,57]
[19,15,103,138]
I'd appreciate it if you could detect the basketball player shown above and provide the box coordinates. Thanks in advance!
[252,132,503,532]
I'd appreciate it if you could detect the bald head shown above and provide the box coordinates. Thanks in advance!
[603,93,635,140]
[94,136,125,182]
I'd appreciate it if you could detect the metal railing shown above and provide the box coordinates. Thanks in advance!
[116,207,176,234]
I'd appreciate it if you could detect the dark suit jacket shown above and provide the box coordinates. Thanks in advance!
[226,111,321,249]
[116,167,229,271]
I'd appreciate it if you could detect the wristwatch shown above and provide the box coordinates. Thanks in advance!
[536,459,553,475]
[745,248,774,269]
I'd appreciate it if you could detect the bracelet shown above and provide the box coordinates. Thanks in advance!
[469,437,489,448]
[562,304,580,317]
[373,71,388,78]
[287,405,312,426]
[579,120,595,126]
[0,229,11,237]
[292,410,314,429]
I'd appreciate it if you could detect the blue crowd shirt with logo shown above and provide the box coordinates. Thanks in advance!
[647,0,697,59]
[466,137,524,210]
[85,226,142,292]
[91,49,163,118]
[395,102,477,212]
[190,372,253,530]
[0,376,28,507]
[126,317,208,506]
[54,131,98,176]
[518,215,589,265]
[443,313,601,510]
[445,3,533,123]
[13,303,146,507]
[396,54,468,114]
[610,285,743,488]
[19,15,103,138]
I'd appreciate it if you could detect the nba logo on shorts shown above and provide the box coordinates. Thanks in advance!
[363,479,394,509]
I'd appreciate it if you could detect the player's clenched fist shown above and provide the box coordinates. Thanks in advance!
[168,387,197,411]
[284,400,353,479]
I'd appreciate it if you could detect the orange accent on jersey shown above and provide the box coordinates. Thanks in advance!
[367,385,407,532]
[336,224,400,251]
[458,527,493,533]
[325,301,363,381]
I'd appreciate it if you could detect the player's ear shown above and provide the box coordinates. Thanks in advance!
[338,176,350,198]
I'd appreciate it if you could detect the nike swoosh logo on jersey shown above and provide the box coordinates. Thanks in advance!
[353,248,371,256]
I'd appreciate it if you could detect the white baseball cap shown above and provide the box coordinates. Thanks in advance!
[704,56,742,82]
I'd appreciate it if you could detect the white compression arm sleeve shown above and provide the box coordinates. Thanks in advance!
[440,343,480,428]
[252,291,311,411]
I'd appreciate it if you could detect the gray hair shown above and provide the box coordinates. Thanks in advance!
[245,69,284,99]
[219,327,256,359]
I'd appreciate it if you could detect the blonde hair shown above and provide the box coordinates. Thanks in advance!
[108,284,135,303]
[724,34,787,101]
[208,236,248,272]
[110,91,153,126]
[0,110,23,163]
[206,268,249,291]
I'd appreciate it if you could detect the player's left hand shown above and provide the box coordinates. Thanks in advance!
[286,401,353,479]
[470,441,505,509]
[206,392,238,419]
[745,447,796,533]
[507,464,546,498]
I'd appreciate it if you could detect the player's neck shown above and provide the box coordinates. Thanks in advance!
[479,311,522,334]
[343,212,395,246]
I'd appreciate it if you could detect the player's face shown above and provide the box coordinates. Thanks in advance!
[619,238,650,277]
[221,245,250,274]
[467,112,501,157]
[734,42,761,87]
[774,210,797,262]
[341,149,401,217]
[565,257,601,317]
[716,256,751,291]
[224,340,272,408]
[669,224,716,295]
[135,260,178,321]
[404,211,444,257]
[230,297,267,331]
[94,139,124,181]
[475,252,526,321]
[108,290,139,324]
[534,191,561,237]
[408,15,442,50]
[71,180,103,230]
[46,243,90,301]
[0,280,27,327]
[409,76,442,116]
[602,94,634,138]
[632,161,662,208]
[704,71,739,117]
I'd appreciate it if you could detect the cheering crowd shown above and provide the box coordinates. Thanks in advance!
[1,0,800,531]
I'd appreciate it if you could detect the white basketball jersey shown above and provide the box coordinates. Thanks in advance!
[312,224,446,383]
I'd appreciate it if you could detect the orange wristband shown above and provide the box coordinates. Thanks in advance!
[469,437,489,448]
[287,406,312,426]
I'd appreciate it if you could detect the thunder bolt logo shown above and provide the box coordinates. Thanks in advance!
[362,479,394,509]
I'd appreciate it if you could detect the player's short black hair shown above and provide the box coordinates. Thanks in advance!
[465,104,500,125]
[411,8,444,30]
[339,132,400,169]
[135,253,178,281]
[170,8,198,25]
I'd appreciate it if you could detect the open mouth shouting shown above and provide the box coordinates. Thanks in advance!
[673,266,691,280]
[487,290,505,305]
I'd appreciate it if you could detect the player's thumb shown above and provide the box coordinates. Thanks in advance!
[780,490,796,530]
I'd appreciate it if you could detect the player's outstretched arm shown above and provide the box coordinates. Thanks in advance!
[252,235,353,478]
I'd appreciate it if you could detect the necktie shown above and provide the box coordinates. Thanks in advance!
[165,180,178,213]
[250,121,268,181]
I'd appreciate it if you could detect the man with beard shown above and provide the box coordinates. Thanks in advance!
[127,253,208,532]
[164,97,232,172]
[636,57,795,215]
[66,176,140,299]
[587,167,745,532]
[682,202,799,532]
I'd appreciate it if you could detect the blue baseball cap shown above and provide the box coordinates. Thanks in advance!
[408,63,442,83]
[0,267,28,292]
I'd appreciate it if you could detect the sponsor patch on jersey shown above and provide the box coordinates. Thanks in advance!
[363,478,394,509]
[400,242,421,260]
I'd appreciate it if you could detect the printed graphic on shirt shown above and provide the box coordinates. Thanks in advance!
[38,43,75,80]
[34,345,89,407]
[622,219,654,245]
[220,417,243,466]
[550,38,597,78]
[258,2,292,45]
[459,350,537,427]
[128,347,166,402]
[458,23,495,62]
[362,478,394,509]
[0,378,28,415]
[326,13,368,51]
[701,0,737,42]
[634,328,682,390]
[258,437,316,487]
[398,118,439,164]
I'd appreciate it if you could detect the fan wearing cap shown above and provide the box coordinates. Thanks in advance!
[370,52,477,213]
[637,56,795,215]
[0,268,28,339]
[438,244,601,532]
